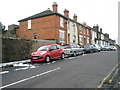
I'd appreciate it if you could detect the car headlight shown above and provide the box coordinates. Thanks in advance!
[40,51,47,55]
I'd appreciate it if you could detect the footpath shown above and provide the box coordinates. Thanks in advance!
[0,59,31,68]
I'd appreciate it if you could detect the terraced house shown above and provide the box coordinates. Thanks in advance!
[16,2,115,46]
[16,2,92,45]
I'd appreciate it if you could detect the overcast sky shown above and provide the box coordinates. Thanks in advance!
[0,0,119,43]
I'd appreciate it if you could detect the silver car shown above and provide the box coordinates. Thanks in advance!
[62,44,84,57]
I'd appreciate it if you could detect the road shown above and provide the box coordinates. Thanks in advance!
[1,51,118,88]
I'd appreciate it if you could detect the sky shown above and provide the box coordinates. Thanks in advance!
[0,0,119,43]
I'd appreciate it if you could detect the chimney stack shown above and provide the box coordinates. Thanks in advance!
[64,9,69,17]
[73,14,77,21]
[100,28,102,33]
[52,2,58,12]
[93,24,99,32]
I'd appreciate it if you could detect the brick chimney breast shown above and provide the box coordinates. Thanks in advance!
[73,14,77,21]
[52,2,58,12]
[64,9,69,17]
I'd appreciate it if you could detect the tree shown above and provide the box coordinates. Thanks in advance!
[0,22,6,31]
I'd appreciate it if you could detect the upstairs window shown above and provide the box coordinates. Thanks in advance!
[60,17,64,27]
[68,21,70,30]
[87,29,89,35]
[80,25,82,33]
[28,20,31,29]
[59,30,65,43]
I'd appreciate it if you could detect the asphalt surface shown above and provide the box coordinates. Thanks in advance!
[1,51,118,88]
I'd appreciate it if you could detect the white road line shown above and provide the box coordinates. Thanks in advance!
[0,67,60,89]
[0,71,9,75]
[68,57,76,59]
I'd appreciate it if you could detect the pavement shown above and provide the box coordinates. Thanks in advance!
[0,59,31,68]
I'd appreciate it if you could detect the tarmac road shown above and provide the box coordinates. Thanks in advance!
[1,51,118,88]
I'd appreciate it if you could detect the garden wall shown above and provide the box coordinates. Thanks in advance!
[2,37,56,63]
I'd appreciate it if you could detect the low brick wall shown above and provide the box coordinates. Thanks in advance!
[2,37,56,63]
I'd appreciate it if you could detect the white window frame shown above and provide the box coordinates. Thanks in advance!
[87,29,89,35]
[80,25,82,33]
[60,17,64,27]
[67,20,70,30]
[59,30,65,43]
[28,20,31,29]
[79,35,83,45]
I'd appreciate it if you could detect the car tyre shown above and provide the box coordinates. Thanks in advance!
[61,53,65,59]
[45,56,50,63]
[73,52,76,57]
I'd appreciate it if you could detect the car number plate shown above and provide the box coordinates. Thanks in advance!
[32,57,38,59]
[64,50,68,52]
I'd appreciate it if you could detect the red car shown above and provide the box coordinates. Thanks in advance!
[31,44,65,62]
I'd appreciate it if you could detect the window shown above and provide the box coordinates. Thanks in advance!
[87,29,89,35]
[79,35,83,45]
[28,20,31,29]
[73,35,76,43]
[84,27,86,34]
[60,17,64,27]
[87,37,89,44]
[80,25,82,33]
[56,45,60,49]
[68,21,70,30]
[59,30,65,43]
[50,45,57,50]
[33,33,37,39]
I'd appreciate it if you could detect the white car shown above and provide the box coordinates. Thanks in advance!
[93,44,101,52]
[62,44,84,57]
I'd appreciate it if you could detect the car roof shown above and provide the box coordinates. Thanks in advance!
[41,44,59,47]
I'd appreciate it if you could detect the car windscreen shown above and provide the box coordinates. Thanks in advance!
[84,45,91,48]
[62,45,71,49]
[37,46,51,51]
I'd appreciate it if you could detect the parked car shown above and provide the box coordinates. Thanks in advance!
[62,44,84,57]
[31,44,65,62]
[84,44,98,53]
[107,46,117,51]
[112,46,117,51]
[101,46,110,51]
[93,44,101,52]
[99,45,105,51]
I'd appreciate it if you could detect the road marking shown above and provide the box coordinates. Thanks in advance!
[97,64,118,88]
[68,57,76,59]
[0,71,9,75]
[0,67,60,89]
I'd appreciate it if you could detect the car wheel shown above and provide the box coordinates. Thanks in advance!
[45,56,50,63]
[61,53,65,59]
[73,52,76,57]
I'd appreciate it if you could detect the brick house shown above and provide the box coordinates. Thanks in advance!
[16,2,92,45]
[78,22,92,46]
[16,2,115,46]
[16,2,68,44]
[16,2,82,45]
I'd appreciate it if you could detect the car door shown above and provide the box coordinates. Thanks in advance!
[49,45,58,59]
[76,45,83,54]
[55,45,61,57]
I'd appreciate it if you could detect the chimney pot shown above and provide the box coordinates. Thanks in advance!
[73,14,77,21]
[52,2,58,12]
[64,9,69,17]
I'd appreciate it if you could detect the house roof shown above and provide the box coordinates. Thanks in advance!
[18,9,72,22]
[18,9,83,26]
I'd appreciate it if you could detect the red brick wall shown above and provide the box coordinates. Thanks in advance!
[16,15,67,44]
